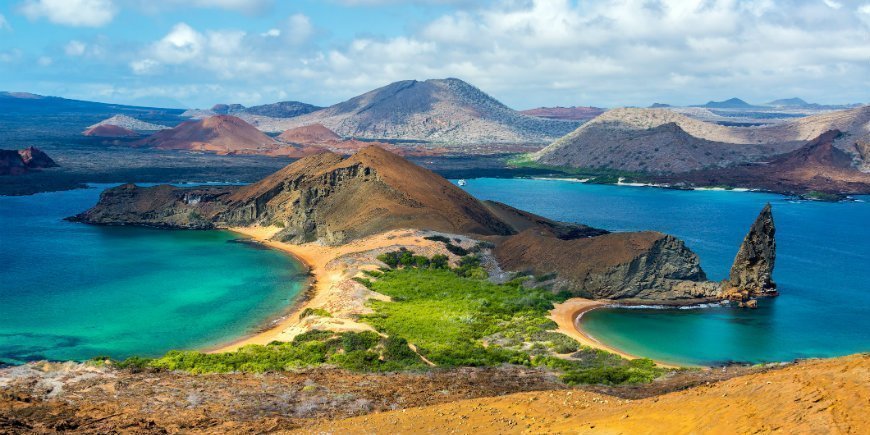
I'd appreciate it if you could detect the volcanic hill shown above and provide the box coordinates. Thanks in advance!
[663,130,870,195]
[532,106,870,175]
[82,124,139,138]
[87,114,168,131]
[131,115,278,154]
[269,78,581,144]
[277,123,341,144]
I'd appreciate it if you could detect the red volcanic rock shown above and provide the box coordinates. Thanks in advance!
[0,147,58,175]
[83,124,140,138]
[666,130,870,195]
[132,115,277,153]
[277,124,342,145]
[520,106,605,121]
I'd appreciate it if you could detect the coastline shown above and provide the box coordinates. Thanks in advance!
[208,227,455,353]
[550,298,684,369]
[209,226,690,369]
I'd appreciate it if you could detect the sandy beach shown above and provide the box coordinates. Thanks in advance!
[211,226,467,353]
[550,298,682,368]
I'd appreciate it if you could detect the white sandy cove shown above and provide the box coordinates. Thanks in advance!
[211,226,681,368]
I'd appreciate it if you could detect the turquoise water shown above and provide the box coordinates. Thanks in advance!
[0,185,306,364]
[461,178,870,365]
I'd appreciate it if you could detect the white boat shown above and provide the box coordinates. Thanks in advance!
[457,179,467,186]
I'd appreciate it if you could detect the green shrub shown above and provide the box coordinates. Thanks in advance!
[299,307,332,319]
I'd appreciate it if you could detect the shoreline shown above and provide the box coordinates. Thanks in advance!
[550,298,687,369]
[209,227,694,369]
[206,226,326,353]
[207,227,453,353]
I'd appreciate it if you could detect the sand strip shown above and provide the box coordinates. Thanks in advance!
[550,298,682,368]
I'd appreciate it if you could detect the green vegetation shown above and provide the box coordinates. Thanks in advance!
[299,307,332,319]
[109,249,663,385]
[802,191,844,202]
[507,154,653,184]
[106,330,425,374]
[360,251,664,384]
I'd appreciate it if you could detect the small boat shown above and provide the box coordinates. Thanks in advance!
[457,179,467,186]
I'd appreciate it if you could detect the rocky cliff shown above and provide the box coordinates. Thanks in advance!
[494,229,719,302]
[726,203,777,297]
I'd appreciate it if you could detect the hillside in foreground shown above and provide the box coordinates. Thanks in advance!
[306,353,869,434]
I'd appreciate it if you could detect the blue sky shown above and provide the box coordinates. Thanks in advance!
[1,0,868,109]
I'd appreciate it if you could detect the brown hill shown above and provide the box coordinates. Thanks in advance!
[277,124,341,144]
[666,130,870,195]
[219,146,518,243]
[520,106,605,121]
[304,354,870,434]
[0,147,58,175]
[82,124,139,138]
[132,115,277,154]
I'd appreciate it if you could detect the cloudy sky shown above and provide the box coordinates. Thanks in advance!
[0,0,868,109]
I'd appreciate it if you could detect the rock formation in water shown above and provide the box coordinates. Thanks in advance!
[0,147,58,175]
[725,203,777,299]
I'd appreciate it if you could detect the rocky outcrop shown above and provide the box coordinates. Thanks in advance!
[726,203,777,297]
[0,147,58,175]
[494,229,719,302]
[69,183,234,229]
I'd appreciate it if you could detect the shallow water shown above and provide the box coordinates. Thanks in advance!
[0,185,305,363]
[461,178,870,365]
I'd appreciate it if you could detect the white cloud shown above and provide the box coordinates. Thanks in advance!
[858,3,870,26]
[261,28,280,37]
[20,0,118,27]
[822,0,843,9]
[65,40,87,56]
[0,13,10,31]
[119,0,870,107]
[37,56,53,66]
[285,13,313,44]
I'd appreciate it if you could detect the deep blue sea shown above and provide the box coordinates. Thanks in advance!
[461,178,870,365]
[0,185,306,364]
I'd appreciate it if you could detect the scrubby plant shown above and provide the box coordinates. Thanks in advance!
[299,307,332,319]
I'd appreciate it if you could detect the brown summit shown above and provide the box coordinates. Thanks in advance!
[277,124,342,145]
[132,115,276,153]
[221,145,516,243]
